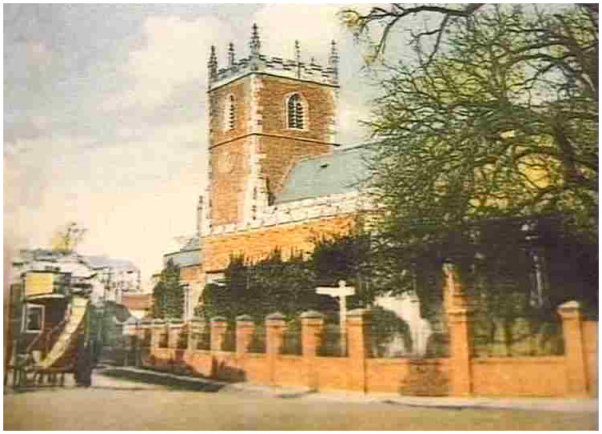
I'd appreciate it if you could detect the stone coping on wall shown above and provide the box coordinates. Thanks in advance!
[265,312,286,321]
[239,353,267,359]
[300,310,325,319]
[200,191,374,237]
[277,354,303,360]
[470,356,565,364]
[367,358,449,365]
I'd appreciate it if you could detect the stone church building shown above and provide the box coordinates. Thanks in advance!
[164,24,376,320]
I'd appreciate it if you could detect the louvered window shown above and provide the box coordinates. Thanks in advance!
[226,95,235,130]
[287,94,304,129]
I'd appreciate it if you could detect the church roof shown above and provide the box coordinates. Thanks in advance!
[163,236,202,268]
[275,144,372,204]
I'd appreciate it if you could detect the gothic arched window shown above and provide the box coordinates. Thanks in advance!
[287,93,305,129]
[225,94,235,130]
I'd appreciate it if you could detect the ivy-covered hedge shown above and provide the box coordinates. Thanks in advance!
[197,233,373,321]
[152,259,185,319]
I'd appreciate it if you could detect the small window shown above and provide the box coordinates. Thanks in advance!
[225,95,235,130]
[23,304,44,333]
[287,93,305,129]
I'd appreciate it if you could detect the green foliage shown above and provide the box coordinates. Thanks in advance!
[341,4,598,311]
[51,222,87,253]
[310,231,374,306]
[152,259,185,319]
[199,233,375,321]
[199,250,325,321]
[370,306,411,357]
[369,5,595,241]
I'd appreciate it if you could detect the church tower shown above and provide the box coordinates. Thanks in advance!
[206,24,339,227]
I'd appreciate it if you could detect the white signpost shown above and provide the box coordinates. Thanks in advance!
[316,280,355,354]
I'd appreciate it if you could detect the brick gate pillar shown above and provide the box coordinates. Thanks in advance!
[210,316,228,352]
[122,318,139,367]
[447,307,473,396]
[558,301,588,397]
[139,320,152,366]
[188,318,203,350]
[266,313,286,355]
[150,319,165,349]
[167,320,183,349]
[236,315,255,356]
[444,262,473,397]
[266,312,286,385]
[300,311,324,391]
[346,308,372,393]
[134,320,143,367]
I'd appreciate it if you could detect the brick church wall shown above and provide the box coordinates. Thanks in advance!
[180,265,202,284]
[208,78,251,145]
[209,138,251,225]
[207,73,337,225]
[208,77,253,226]
[257,75,336,195]
[258,75,335,139]
[203,214,356,272]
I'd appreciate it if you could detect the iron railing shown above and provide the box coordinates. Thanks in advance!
[472,315,564,357]
[247,327,266,354]
[317,324,347,357]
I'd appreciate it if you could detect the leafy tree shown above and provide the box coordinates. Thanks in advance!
[370,305,411,357]
[340,4,597,298]
[200,251,326,321]
[51,222,87,253]
[310,231,374,307]
[198,233,378,321]
[152,259,184,319]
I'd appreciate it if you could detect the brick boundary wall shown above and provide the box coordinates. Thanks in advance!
[124,301,597,398]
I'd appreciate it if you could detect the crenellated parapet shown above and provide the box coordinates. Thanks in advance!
[208,23,339,90]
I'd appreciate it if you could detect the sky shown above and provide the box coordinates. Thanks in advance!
[4,3,387,285]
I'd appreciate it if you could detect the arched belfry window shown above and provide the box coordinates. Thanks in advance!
[287,93,305,129]
[225,94,235,130]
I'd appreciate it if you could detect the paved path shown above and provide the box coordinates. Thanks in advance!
[92,366,598,413]
[4,366,598,430]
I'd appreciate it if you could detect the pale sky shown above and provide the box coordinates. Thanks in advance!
[4,3,387,284]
